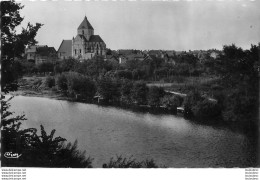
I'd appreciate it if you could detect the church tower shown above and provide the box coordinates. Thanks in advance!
[77,16,94,41]
[71,16,106,60]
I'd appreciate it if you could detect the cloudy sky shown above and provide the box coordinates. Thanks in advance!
[18,0,260,51]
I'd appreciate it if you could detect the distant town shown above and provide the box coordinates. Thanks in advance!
[24,16,222,65]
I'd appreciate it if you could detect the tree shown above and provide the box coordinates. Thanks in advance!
[56,73,68,91]
[20,61,37,74]
[160,95,183,108]
[131,81,149,105]
[97,76,120,103]
[66,72,96,99]
[120,79,134,104]
[37,62,54,74]
[192,99,222,121]
[1,0,43,92]
[106,48,112,55]
[60,58,79,72]
[147,86,165,107]
[183,90,204,118]
[45,76,55,88]
[214,44,259,129]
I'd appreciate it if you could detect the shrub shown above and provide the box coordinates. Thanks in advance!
[54,140,93,168]
[160,95,183,114]
[97,76,121,103]
[147,86,165,107]
[131,81,149,105]
[120,79,134,104]
[66,72,96,99]
[115,70,132,79]
[45,76,55,88]
[37,62,54,74]
[183,90,204,118]
[102,156,159,168]
[192,99,222,120]
[56,73,68,91]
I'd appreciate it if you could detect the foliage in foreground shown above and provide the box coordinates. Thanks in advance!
[1,96,92,168]
[103,156,159,168]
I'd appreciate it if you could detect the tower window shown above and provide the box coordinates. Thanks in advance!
[82,30,84,34]
[74,49,76,55]
[80,49,82,54]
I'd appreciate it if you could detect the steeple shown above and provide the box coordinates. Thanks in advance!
[77,16,94,30]
[77,16,94,41]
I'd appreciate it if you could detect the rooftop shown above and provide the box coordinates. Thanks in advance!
[78,16,94,30]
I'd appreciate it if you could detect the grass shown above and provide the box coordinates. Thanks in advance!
[147,76,220,95]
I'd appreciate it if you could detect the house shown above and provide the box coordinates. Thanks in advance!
[125,54,145,61]
[25,45,57,64]
[25,45,46,62]
[57,40,72,59]
[118,53,146,64]
[118,55,128,64]
[148,50,164,58]
[118,49,134,55]
[164,50,176,57]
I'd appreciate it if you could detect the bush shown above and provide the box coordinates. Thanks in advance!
[66,72,96,99]
[131,81,149,105]
[192,99,222,120]
[120,79,134,104]
[54,140,93,168]
[45,76,55,88]
[147,86,165,107]
[56,73,68,91]
[223,91,258,125]
[102,156,159,168]
[115,70,132,79]
[97,76,121,103]
[183,90,204,118]
[37,62,54,74]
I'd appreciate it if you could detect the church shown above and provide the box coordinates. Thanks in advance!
[58,16,106,60]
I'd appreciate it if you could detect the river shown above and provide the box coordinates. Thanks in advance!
[7,95,256,167]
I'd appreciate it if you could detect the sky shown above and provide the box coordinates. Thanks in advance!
[17,0,260,51]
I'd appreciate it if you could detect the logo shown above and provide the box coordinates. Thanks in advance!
[4,152,22,159]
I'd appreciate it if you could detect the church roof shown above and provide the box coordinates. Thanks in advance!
[58,40,72,53]
[77,16,94,30]
[78,34,88,41]
[89,35,104,43]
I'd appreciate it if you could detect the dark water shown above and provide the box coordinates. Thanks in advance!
[8,95,256,167]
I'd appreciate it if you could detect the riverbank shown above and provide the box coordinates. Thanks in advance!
[11,76,258,138]
[9,87,256,139]
[9,76,72,101]
[9,89,71,101]
[12,76,179,114]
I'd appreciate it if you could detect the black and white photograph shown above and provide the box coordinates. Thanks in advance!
[1,0,259,179]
